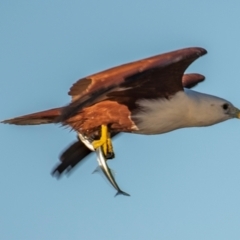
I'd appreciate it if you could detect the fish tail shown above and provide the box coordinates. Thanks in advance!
[115,190,130,197]
[92,166,101,174]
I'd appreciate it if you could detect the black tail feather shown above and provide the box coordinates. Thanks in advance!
[52,140,92,177]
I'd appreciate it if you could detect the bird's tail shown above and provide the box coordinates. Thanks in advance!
[1,107,62,125]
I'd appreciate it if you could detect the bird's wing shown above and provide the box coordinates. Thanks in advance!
[182,73,205,89]
[58,47,207,121]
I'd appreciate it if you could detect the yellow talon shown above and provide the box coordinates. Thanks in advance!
[92,125,108,154]
[92,125,114,158]
[107,133,113,154]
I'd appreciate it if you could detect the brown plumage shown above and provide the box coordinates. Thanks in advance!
[58,48,207,127]
[2,108,61,125]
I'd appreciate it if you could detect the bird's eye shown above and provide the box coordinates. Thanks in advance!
[222,103,229,110]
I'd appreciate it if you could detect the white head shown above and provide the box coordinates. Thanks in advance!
[185,89,240,127]
[132,89,240,135]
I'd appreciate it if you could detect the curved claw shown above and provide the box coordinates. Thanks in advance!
[92,125,115,158]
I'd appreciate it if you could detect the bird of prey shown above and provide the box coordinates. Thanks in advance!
[2,47,239,177]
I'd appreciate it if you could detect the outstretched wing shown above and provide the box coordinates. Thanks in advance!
[58,47,207,121]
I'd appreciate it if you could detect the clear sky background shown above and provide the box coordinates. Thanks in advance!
[1,1,240,239]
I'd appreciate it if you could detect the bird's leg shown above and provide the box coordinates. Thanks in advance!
[92,125,115,158]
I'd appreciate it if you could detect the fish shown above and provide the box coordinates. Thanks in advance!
[78,133,95,151]
[78,133,130,196]
[95,147,130,197]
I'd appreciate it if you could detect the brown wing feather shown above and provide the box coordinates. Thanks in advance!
[182,73,205,88]
[1,108,62,125]
[66,100,135,134]
[70,78,92,101]
[58,47,207,122]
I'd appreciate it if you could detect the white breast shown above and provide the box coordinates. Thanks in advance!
[131,89,231,135]
[132,91,190,134]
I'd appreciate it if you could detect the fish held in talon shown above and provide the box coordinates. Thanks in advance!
[78,132,115,159]
[2,47,239,195]
[78,133,95,152]
[77,133,128,196]
[96,147,130,197]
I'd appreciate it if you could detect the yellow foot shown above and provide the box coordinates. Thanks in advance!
[106,137,115,159]
[92,125,115,159]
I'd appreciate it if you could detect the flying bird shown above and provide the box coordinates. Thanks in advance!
[2,47,239,177]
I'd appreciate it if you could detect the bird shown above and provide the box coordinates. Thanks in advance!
[1,73,204,176]
[2,47,239,176]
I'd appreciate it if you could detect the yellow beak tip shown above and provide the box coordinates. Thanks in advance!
[236,111,240,119]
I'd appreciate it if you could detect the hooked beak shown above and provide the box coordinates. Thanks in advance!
[235,107,240,119]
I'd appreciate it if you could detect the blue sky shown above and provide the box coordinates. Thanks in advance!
[1,1,240,239]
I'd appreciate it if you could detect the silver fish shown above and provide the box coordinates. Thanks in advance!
[95,147,130,197]
[78,133,130,196]
[78,133,95,151]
